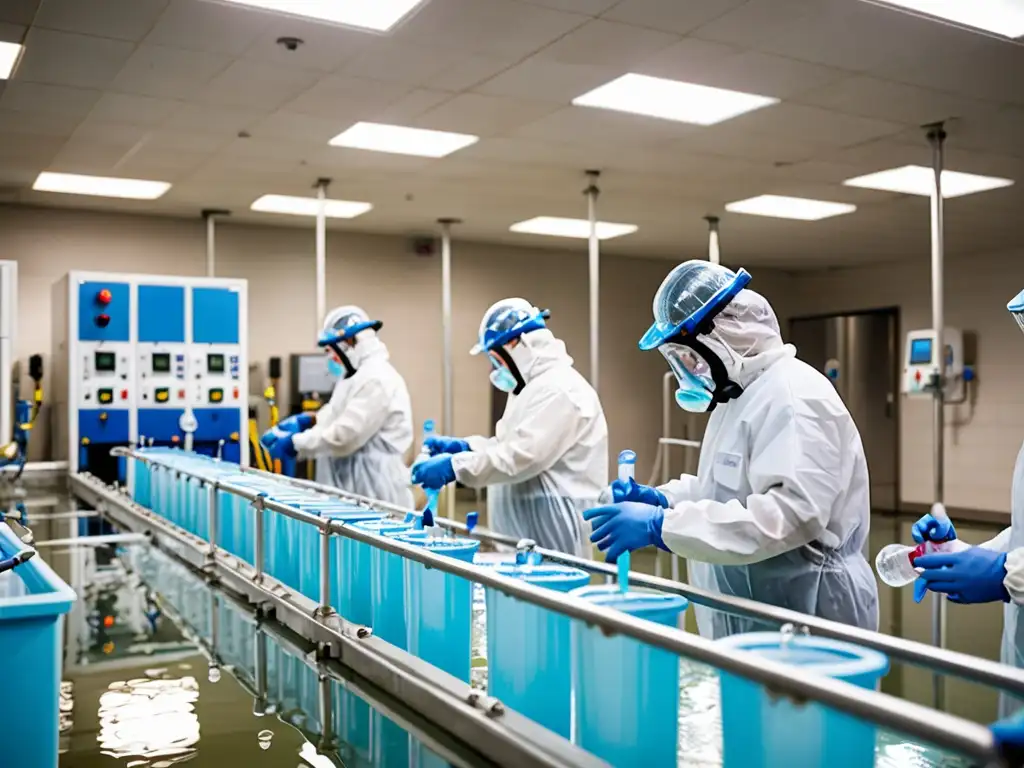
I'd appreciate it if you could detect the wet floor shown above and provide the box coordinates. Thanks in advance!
[20,489,1005,766]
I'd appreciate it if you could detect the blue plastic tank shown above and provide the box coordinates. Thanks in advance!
[296,504,383,602]
[370,527,423,649]
[342,519,412,629]
[0,524,75,767]
[716,631,890,768]
[485,563,589,738]
[396,533,480,682]
[571,584,689,766]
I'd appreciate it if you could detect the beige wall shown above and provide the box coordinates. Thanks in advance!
[0,203,696,479]
[776,251,1024,519]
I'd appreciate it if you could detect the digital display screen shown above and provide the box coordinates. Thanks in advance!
[910,338,932,365]
[152,353,171,373]
[207,354,225,373]
[95,351,116,372]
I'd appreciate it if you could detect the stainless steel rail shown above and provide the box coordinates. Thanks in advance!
[97,451,1002,763]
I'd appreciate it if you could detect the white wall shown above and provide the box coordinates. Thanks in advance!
[0,203,708,477]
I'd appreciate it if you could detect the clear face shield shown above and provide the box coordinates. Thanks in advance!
[486,350,519,393]
[660,342,716,412]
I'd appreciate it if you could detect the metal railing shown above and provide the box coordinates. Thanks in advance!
[107,447,1002,764]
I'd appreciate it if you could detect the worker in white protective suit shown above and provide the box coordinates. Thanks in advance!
[260,306,414,507]
[410,298,608,558]
[584,260,879,639]
[913,286,1024,722]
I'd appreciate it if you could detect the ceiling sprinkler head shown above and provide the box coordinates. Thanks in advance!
[276,36,304,52]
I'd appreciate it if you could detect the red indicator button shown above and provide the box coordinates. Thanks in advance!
[97,289,112,305]
[232,387,239,400]
[914,370,921,382]
[120,389,128,400]
[177,389,186,399]
[96,313,111,328]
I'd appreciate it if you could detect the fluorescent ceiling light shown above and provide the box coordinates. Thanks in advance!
[866,0,1024,39]
[843,165,1015,198]
[213,0,427,32]
[33,172,170,200]
[250,194,372,219]
[572,73,778,126]
[509,217,638,240]
[329,122,478,158]
[0,42,22,80]
[725,195,857,221]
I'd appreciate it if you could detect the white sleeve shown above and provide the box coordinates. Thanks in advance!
[292,378,388,458]
[660,401,838,566]
[451,386,580,487]
[1003,546,1024,605]
[658,475,701,506]
[979,527,1013,553]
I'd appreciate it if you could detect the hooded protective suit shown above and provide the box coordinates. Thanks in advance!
[292,306,414,508]
[654,285,879,639]
[451,326,607,558]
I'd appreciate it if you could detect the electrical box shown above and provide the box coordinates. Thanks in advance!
[52,272,249,482]
[902,328,965,400]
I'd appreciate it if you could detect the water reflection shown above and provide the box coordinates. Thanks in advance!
[97,675,200,765]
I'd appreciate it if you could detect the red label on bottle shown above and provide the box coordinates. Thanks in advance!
[907,542,928,566]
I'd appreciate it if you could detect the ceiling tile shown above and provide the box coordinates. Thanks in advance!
[282,75,412,121]
[196,59,320,111]
[249,111,348,144]
[239,16,374,73]
[163,102,263,137]
[392,0,588,59]
[669,125,822,164]
[0,107,81,137]
[87,92,182,127]
[372,88,453,123]
[15,28,134,88]
[0,133,62,165]
[473,56,620,103]
[0,81,100,117]
[691,0,818,47]
[519,0,617,12]
[109,44,232,100]
[414,93,558,136]
[70,118,149,145]
[35,0,169,41]
[342,41,473,87]
[51,134,144,171]
[144,0,271,56]
[114,146,209,181]
[0,22,24,44]
[536,19,680,68]
[0,0,39,26]
[425,55,516,92]
[514,105,699,144]
[603,0,748,35]
[144,131,229,153]
[725,103,907,148]
[945,108,1024,161]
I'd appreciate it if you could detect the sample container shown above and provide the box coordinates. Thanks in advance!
[716,632,889,768]
[571,584,689,767]
[396,533,480,682]
[485,563,590,738]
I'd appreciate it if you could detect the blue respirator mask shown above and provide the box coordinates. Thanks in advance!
[326,357,345,379]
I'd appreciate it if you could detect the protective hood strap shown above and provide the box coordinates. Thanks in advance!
[674,330,743,412]
[493,346,526,396]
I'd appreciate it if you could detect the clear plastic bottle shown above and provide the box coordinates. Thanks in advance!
[875,539,970,587]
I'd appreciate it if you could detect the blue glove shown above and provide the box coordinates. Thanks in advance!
[911,513,957,544]
[277,413,313,435]
[261,426,297,459]
[583,502,667,564]
[991,718,1024,765]
[611,476,669,507]
[915,547,1010,604]
[411,454,455,490]
[424,435,470,456]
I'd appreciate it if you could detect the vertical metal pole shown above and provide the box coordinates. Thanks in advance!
[438,218,460,521]
[318,675,334,750]
[319,527,332,617]
[315,179,330,331]
[206,482,218,558]
[253,627,268,716]
[926,122,947,711]
[253,495,265,582]
[585,170,601,393]
[202,209,229,278]
[705,216,721,265]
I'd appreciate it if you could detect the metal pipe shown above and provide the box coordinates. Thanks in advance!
[202,209,229,278]
[34,533,147,548]
[206,482,218,557]
[585,170,600,393]
[438,218,459,521]
[659,437,702,449]
[315,178,330,334]
[110,448,1024,697]
[926,122,948,711]
[319,528,332,617]
[253,627,269,716]
[705,215,721,265]
[253,494,266,582]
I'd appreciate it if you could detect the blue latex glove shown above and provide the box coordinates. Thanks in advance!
[911,513,957,544]
[915,547,1010,604]
[611,476,669,507]
[277,413,313,435]
[583,502,667,564]
[411,454,455,490]
[424,435,470,456]
[261,426,297,459]
[991,718,1024,765]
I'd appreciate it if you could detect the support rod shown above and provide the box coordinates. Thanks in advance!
[705,215,721,265]
[315,178,331,332]
[201,209,230,278]
[438,218,460,521]
[585,171,600,393]
[926,122,948,711]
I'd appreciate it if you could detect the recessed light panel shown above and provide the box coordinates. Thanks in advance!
[329,122,479,158]
[572,73,778,126]
[509,217,638,240]
[213,0,427,32]
[866,0,1024,39]
[843,165,1015,198]
[0,42,22,80]
[251,194,372,219]
[725,195,857,221]
[33,172,170,200]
